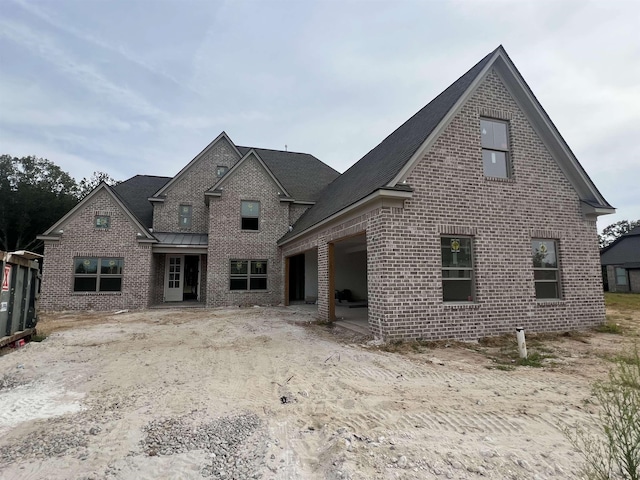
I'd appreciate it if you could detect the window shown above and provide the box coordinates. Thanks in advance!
[179,205,192,228]
[230,260,267,290]
[241,201,260,230]
[95,215,110,228]
[74,257,123,292]
[216,165,229,177]
[441,237,474,302]
[532,239,561,299]
[481,118,510,178]
[615,267,628,286]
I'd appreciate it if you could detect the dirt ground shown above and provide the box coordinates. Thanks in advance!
[0,300,638,480]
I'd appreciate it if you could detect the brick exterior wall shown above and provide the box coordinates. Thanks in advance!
[289,204,310,226]
[207,153,289,306]
[606,265,640,293]
[282,69,605,341]
[40,190,153,311]
[152,137,241,233]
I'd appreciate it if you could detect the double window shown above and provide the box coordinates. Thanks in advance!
[230,260,267,290]
[481,118,510,178]
[179,205,192,228]
[532,239,561,299]
[241,201,260,230]
[74,257,123,292]
[441,237,474,302]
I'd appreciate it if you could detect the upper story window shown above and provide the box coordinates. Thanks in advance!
[441,236,474,302]
[179,205,192,228]
[95,215,110,229]
[74,257,123,292]
[532,239,561,299]
[216,165,229,177]
[481,118,510,178]
[241,201,260,231]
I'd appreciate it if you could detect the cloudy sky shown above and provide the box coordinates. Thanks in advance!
[1,0,638,229]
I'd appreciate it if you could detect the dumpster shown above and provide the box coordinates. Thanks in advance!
[0,250,42,347]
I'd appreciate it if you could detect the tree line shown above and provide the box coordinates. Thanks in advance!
[0,154,637,255]
[0,154,116,253]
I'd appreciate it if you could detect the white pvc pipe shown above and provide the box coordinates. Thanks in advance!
[516,328,527,359]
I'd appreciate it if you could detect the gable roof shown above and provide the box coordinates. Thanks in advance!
[112,175,171,228]
[39,182,156,241]
[280,45,614,244]
[601,225,640,265]
[279,48,497,242]
[152,132,242,198]
[236,147,339,202]
[150,132,338,204]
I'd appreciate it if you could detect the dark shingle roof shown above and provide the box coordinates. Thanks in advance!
[601,226,640,265]
[112,175,171,228]
[279,48,497,242]
[236,147,340,202]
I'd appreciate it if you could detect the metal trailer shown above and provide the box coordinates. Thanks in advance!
[0,250,42,348]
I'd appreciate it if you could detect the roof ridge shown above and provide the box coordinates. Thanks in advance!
[238,145,315,156]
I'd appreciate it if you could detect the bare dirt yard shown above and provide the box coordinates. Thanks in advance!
[0,295,638,480]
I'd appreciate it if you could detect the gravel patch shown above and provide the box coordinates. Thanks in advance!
[0,427,90,463]
[141,410,268,478]
[0,373,21,391]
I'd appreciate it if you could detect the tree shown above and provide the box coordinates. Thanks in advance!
[77,171,119,199]
[599,220,640,249]
[0,155,79,253]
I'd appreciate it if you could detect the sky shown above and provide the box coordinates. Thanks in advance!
[1,0,638,230]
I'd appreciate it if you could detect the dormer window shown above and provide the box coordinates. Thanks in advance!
[179,205,192,228]
[481,118,510,178]
[216,166,229,177]
[241,201,260,231]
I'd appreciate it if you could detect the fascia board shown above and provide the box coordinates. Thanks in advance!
[388,50,501,186]
[152,132,242,198]
[41,183,155,240]
[492,56,612,208]
[210,149,291,197]
[278,188,413,246]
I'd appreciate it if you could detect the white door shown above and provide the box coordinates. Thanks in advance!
[164,255,184,302]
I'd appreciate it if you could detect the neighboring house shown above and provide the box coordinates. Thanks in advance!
[600,226,640,293]
[39,46,614,341]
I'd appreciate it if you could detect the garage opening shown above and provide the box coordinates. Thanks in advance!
[331,234,368,331]
[286,249,318,308]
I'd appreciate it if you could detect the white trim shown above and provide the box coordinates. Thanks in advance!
[153,132,242,198]
[388,47,612,212]
[153,246,207,254]
[208,149,290,197]
[39,183,155,240]
[279,188,413,246]
[389,50,501,186]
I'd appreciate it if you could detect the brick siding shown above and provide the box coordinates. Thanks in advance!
[40,190,153,311]
[206,153,289,306]
[152,137,241,233]
[283,69,605,341]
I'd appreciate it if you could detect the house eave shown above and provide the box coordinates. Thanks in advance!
[278,187,413,246]
[581,202,616,218]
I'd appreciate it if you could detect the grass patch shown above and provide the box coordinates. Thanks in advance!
[516,351,550,368]
[30,332,48,342]
[595,322,624,334]
[604,292,640,312]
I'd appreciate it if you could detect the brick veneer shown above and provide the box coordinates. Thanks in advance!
[282,69,605,341]
[207,153,289,306]
[152,137,241,233]
[40,190,153,310]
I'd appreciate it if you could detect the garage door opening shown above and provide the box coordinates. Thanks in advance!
[330,234,368,331]
[286,249,318,309]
